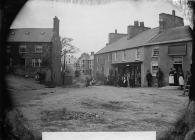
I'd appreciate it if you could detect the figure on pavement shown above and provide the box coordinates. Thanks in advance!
[146,70,152,87]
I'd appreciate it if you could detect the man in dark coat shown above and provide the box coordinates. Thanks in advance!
[156,68,163,87]
[146,70,152,87]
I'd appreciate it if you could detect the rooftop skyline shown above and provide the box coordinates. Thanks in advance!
[11,0,191,57]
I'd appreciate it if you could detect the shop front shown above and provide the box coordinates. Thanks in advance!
[112,61,142,87]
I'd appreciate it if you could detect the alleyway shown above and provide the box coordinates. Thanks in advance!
[7,75,188,138]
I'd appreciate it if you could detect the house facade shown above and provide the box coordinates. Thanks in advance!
[76,52,94,76]
[62,54,77,76]
[6,16,62,85]
[94,10,192,87]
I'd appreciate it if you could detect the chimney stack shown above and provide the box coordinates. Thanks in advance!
[134,21,139,26]
[172,10,175,16]
[115,29,117,34]
[91,52,94,56]
[140,22,144,27]
[53,16,59,36]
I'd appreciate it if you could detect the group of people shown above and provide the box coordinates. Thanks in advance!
[146,67,191,89]
[85,77,95,87]
[169,67,191,90]
[146,68,163,87]
[105,72,141,88]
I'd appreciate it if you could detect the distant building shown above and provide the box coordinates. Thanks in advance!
[76,52,94,76]
[62,54,77,76]
[6,16,62,85]
[95,10,192,87]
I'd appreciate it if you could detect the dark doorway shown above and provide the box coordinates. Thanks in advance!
[117,63,141,87]
[20,58,25,66]
[173,64,182,73]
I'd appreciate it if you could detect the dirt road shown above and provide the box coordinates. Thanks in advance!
[7,75,189,138]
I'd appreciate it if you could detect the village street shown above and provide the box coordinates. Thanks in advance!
[7,75,189,138]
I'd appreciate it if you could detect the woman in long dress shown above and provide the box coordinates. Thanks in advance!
[178,69,184,90]
[169,68,174,86]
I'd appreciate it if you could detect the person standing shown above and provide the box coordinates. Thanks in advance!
[146,70,152,87]
[178,69,184,90]
[169,68,174,86]
[156,68,163,87]
[131,71,135,87]
[185,70,191,86]
[173,68,178,86]
[127,72,130,87]
[183,70,191,95]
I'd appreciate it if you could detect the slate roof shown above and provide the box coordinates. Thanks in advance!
[96,26,192,54]
[147,26,192,45]
[7,28,53,43]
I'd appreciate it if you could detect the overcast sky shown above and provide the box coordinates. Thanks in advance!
[11,0,190,57]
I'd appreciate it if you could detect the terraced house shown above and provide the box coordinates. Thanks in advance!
[6,16,62,85]
[94,10,192,87]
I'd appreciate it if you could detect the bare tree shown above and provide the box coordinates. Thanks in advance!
[61,37,79,83]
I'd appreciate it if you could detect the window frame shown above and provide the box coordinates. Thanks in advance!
[35,45,43,53]
[135,48,141,60]
[152,46,159,58]
[113,52,117,61]
[19,45,27,53]
[122,50,126,61]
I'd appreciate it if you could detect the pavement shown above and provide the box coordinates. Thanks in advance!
[6,75,189,138]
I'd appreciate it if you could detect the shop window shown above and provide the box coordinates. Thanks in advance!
[32,59,35,67]
[37,59,42,67]
[151,61,158,76]
[152,47,159,57]
[32,58,41,67]
[35,45,43,53]
[19,45,27,53]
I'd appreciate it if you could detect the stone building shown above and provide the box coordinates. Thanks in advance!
[6,16,62,85]
[94,10,192,87]
[62,54,77,76]
[76,52,94,76]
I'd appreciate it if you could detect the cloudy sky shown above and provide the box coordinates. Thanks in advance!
[11,0,190,57]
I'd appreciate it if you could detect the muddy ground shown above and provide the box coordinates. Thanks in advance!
[6,75,189,138]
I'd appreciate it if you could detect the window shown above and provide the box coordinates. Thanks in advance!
[32,58,41,67]
[35,45,43,53]
[135,48,141,60]
[151,61,158,76]
[96,56,99,63]
[113,52,117,61]
[37,59,42,67]
[152,47,159,57]
[173,56,183,64]
[108,55,110,61]
[32,59,35,67]
[122,51,126,61]
[19,45,26,53]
